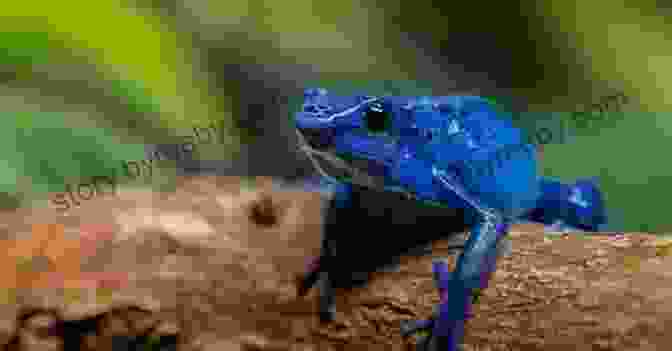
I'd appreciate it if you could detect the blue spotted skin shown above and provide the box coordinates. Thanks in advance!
[295,88,607,351]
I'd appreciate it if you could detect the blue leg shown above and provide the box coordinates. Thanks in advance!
[394,167,511,351]
[318,270,336,322]
[295,180,353,323]
[521,177,607,232]
[433,215,509,351]
[318,181,353,322]
[400,261,447,346]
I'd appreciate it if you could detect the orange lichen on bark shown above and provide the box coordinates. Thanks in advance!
[0,223,125,291]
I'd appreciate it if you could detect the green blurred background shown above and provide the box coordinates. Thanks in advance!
[0,0,669,233]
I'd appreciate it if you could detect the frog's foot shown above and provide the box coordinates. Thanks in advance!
[544,220,583,236]
[423,336,468,351]
[415,334,432,351]
[319,306,336,324]
[318,272,336,323]
[400,319,434,337]
[400,320,415,337]
[496,236,513,258]
[294,273,311,298]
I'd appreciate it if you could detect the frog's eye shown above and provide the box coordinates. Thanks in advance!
[364,101,391,133]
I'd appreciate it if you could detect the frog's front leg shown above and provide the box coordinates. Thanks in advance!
[427,168,511,351]
[400,216,508,351]
[431,214,509,351]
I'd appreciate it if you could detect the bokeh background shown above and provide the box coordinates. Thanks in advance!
[0,0,669,233]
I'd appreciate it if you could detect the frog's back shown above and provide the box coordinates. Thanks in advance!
[424,97,540,217]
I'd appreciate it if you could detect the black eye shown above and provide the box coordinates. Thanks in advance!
[364,103,390,132]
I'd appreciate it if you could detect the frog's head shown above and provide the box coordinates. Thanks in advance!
[295,88,393,150]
